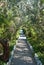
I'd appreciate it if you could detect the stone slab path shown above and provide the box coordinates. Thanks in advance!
[8,30,37,65]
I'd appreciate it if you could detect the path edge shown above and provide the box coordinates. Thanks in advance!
[27,41,42,65]
[7,40,18,65]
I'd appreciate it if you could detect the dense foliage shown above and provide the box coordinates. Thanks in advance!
[0,0,44,65]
